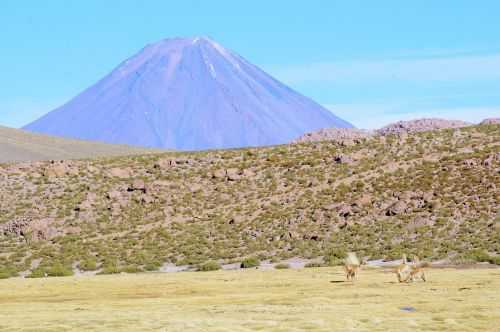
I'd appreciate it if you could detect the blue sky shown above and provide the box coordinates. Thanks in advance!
[1,0,499,128]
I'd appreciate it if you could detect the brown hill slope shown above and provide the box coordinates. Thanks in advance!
[0,126,162,163]
[0,124,498,277]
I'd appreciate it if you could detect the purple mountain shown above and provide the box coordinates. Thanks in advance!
[24,37,353,150]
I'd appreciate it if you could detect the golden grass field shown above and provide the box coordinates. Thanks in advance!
[0,267,499,332]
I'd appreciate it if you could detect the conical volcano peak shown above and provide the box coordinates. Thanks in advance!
[190,36,215,44]
[144,36,225,52]
[190,36,229,51]
[25,38,353,150]
[123,37,239,75]
[149,36,238,63]
[116,36,242,82]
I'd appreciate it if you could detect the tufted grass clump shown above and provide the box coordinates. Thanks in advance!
[27,262,74,278]
[98,262,121,275]
[27,268,46,278]
[197,261,221,272]
[79,258,98,271]
[0,266,17,279]
[46,263,74,277]
[324,248,347,266]
[304,262,324,268]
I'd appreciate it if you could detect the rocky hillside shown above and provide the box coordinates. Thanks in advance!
[376,118,471,136]
[292,128,371,145]
[0,126,162,163]
[481,118,500,125]
[292,118,473,144]
[0,124,498,278]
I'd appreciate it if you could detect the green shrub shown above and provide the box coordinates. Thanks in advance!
[488,256,500,265]
[99,262,121,275]
[46,263,74,277]
[121,265,142,273]
[240,257,260,269]
[79,258,98,271]
[198,261,221,272]
[144,262,161,271]
[452,250,499,265]
[304,262,324,268]
[27,268,46,278]
[463,249,491,263]
[324,247,346,262]
[324,247,346,266]
[274,263,290,269]
[0,266,17,279]
[324,257,344,266]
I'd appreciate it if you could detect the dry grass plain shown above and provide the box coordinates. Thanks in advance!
[0,267,499,332]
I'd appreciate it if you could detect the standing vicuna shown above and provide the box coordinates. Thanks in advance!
[395,254,427,283]
[408,255,427,282]
[344,252,361,281]
[395,254,412,283]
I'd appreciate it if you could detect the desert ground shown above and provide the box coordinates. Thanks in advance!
[0,266,499,332]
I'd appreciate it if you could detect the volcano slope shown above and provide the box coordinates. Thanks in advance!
[0,124,498,277]
[24,37,352,150]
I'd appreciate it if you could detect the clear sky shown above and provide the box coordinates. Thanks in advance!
[1,0,499,129]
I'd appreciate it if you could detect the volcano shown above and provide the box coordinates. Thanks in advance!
[25,37,352,150]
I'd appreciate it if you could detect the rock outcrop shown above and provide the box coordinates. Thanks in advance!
[291,118,474,144]
[1,217,59,242]
[292,128,371,144]
[376,118,471,136]
[480,118,500,125]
